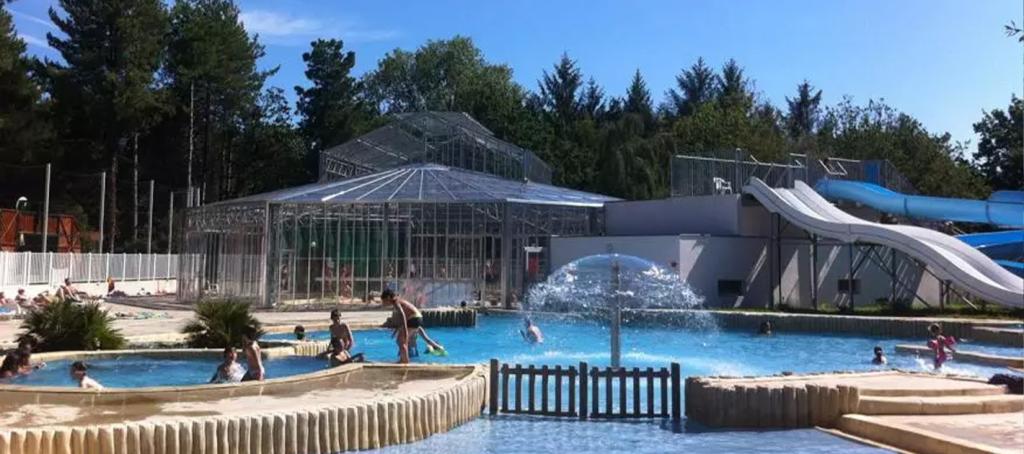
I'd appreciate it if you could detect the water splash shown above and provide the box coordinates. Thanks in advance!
[526,254,714,330]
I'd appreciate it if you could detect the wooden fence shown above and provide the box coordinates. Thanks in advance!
[488,359,681,422]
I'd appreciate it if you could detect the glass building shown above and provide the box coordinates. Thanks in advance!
[179,113,616,307]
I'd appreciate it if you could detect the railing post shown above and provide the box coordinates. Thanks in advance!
[670,362,681,422]
[489,359,498,416]
[579,362,588,420]
[87,253,92,283]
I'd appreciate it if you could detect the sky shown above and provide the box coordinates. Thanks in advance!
[8,0,1023,146]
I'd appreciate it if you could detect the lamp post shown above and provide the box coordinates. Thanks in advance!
[14,197,27,249]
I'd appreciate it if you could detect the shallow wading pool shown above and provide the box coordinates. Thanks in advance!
[268,314,1018,453]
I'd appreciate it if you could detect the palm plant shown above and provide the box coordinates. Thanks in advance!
[182,299,264,348]
[18,301,126,351]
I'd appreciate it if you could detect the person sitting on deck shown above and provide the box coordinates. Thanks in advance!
[872,346,887,365]
[927,323,956,370]
[14,289,34,311]
[521,317,544,344]
[57,278,82,302]
[758,321,773,336]
[210,347,245,384]
[241,328,265,381]
[70,361,103,389]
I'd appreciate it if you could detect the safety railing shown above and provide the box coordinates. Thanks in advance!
[0,252,177,287]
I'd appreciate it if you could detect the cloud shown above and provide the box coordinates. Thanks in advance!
[18,33,50,49]
[10,9,57,30]
[239,9,397,44]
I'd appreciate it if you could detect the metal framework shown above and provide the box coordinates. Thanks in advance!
[319,112,553,184]
[180,164,611,307]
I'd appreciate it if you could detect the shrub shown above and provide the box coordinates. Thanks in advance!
[18,301,126,351]
[182,299,264,348]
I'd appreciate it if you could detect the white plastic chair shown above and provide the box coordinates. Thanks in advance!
[713,177,733,195]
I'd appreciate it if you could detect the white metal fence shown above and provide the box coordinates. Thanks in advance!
[0,252,178,287]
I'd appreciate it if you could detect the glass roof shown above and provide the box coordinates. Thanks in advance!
[218,164,618,207]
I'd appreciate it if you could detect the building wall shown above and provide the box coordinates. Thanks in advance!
[604,195,742,236]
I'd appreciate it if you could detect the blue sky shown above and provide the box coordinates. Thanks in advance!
[8,0,1022,145]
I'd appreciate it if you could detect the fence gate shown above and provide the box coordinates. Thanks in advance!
[488,359,681,422]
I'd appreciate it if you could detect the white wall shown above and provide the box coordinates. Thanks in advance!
[605,195,742,236]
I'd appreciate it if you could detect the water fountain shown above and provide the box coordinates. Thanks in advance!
[526,254,709,368]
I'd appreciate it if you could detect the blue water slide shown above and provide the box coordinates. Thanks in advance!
[956,230,1024,277]
[814,180,1024,228]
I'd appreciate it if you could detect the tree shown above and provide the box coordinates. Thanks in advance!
[0,3,51,164]
[538,53,584,127]
[580,77,606,121]
[785,80,823,139]
[717,59,753,112]
[973,97,1023,191]
[666,57,716,117]
[623,69,654,133]
[164,0,274,201]
[41,0,168,252]
[295,39,364,177]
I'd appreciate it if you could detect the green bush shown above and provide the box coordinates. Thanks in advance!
[182,300,264,348]
[18,301,126,351]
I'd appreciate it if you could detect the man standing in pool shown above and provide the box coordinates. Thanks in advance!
[382,288,423,364]
[241,328,265,381]
[210,347,245,383]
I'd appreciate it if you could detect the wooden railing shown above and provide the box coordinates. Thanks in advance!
[488,359,681,422]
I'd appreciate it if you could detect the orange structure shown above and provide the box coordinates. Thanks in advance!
[0,209,82,252]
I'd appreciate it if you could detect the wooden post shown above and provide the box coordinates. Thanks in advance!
[567,367,575,417]
[579,362,588,420]
[605,368,613,416]
[591,368,599,417]
[553,366,562,415]
[632,368,641,416]
[528,365,536,413]
[489,359,498,416]
[646,367,655,416]
[501,364,510,412]
[514,364,523,412]
[670,363,681,422]
[660,368,668,416]
[618,368,627,417]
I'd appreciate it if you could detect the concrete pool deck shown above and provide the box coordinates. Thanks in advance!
[0,362,487,453]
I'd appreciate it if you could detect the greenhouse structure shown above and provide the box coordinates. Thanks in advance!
[179,112,615,307]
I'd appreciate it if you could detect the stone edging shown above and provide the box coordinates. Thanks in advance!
[0,363,488,453]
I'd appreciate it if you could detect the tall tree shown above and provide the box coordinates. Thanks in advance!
[579,77,606,121]
[0,2,51,164]
[973,96,1023,191]
[717,59,752,112]
[666,57,716,117]
[785,80,823,139]
[165,0,273,201]
[538,53,583,127]
[623,69,654,131]
[41,0,168,251]
[295,38,363,177]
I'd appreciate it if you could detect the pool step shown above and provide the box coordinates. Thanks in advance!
[893,344,1024,368]
[857,383,1009,398]
[857,394,1024,415]
[837,413,1015,454]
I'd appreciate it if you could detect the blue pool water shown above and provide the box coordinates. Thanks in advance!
[269,314,1018,378]
[0,355,327,388]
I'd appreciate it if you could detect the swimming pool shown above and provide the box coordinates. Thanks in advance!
[269,313,1017,378]
[0,354,328,388]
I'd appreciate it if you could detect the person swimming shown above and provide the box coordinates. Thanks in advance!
[759,321,773,336]
[0,351,20,378]
[927,323,956,370]
[521,317,544,343]
[293,325,306,341]
[872,346,887,365]
[241,327,265,381]
[210,347,245,384]
[70,361,103,389]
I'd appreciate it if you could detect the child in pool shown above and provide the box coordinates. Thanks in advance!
[210,347,245,384]
[241,328,265,381]
[70,361,103,389]
[927,323,956,370]
[872,346,887,365]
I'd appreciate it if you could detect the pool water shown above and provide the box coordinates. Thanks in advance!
[269,314,1018,378]
[1,355,328,388]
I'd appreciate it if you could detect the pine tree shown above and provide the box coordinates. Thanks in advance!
[666,57,717,117]
[538,53,583,127]
[717,59,752,112]
[785,80,823,139]
[623,69,654,133]
[41,0,168,251]
[295,38,363,177]
[0,3,50,164]
[580,77,606,121]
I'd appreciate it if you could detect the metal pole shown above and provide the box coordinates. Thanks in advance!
[41,163,51,252]
[847,243,855,311]
[810,234,818,310]
[187,81,194,199]
[167,191,174,253]
[99,171,106,253]
[610,259,622,369]
[147,179,154,254]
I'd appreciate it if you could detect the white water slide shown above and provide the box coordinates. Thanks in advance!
[744,178,1024,308]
